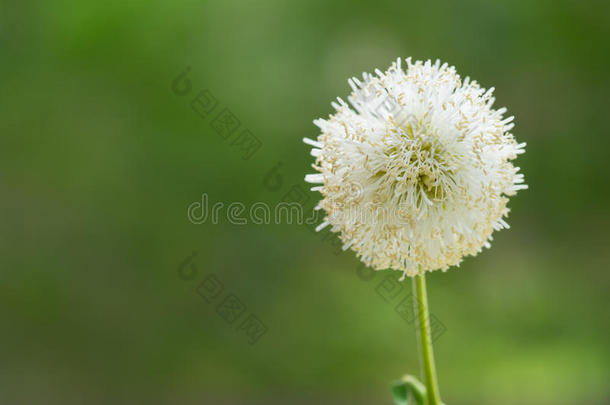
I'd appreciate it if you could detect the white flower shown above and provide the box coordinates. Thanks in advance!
[304,58,526,278]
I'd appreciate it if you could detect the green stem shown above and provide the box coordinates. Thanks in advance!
[413,273,442,405]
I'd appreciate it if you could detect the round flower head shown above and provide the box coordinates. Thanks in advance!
[304,58,526,278]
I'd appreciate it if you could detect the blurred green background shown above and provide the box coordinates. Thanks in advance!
[2,0,609,404]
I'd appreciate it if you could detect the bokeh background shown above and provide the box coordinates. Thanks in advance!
[2,0,610,404]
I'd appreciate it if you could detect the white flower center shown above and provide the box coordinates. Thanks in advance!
[381,120,456,211]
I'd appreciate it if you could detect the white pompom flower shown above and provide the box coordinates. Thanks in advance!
[304,58,526,278]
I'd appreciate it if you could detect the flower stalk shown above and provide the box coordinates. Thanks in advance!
[413,273,442,405]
